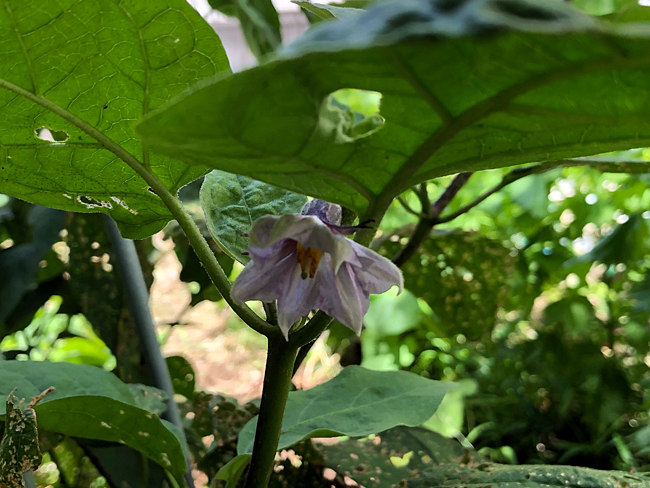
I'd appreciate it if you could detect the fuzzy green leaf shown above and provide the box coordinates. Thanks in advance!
[138,0,650,221]
[200,170,307,263]
[0,0,229,238]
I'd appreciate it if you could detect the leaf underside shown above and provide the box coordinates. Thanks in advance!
[237,366,456,454]
[0,361,187,484]
[138,0,650,219]
[0,0,229,238]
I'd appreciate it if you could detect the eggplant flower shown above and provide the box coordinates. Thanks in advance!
[231,203,403,339]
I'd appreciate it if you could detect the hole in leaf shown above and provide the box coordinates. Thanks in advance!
[35,127,69,143]
[77,195,112,210]
[319,89,384,144]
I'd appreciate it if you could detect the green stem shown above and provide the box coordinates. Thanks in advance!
[244,338,299,488]
[0,78,275,337]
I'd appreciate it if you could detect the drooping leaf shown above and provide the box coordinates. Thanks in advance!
[0,0,229,238]
[380,231,517,340]
[139,0,650,221]
[293,1,364,22]
[320,426,468,488]
[0,361,187,484]
[208,0,281,59]
[405,463,650,488]
[237,366,457,454]
[200,170,308,263]
[0,388,51,488]
[215,453,251,488]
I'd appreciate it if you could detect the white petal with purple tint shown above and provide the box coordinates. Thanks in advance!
[232,213,403,339]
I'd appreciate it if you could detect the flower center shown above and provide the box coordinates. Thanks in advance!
[296,242,323,279]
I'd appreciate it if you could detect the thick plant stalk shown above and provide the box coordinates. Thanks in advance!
[103,215,195,488]
[244,338,299,488]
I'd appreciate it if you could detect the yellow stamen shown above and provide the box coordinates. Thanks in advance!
[296,242,323,279]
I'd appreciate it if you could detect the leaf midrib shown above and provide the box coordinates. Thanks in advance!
[380,54,650,209]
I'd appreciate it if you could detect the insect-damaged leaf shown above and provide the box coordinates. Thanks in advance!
[0,361,187,485]
[0,388,53,488]
[0,0,229,238]
[139,0,650,221]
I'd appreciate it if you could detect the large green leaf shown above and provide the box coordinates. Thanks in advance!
[0,0,229,238]
[405,463,650,488]
[200,170,308,263]
[138,0,650,221]
[237,366,456,454]
[0,361,187,484]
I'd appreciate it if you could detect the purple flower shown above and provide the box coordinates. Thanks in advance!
[231,213,403,339]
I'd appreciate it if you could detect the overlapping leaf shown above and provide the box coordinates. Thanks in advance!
[0,0,229,238]
[200,170,307,263]
[138,0,650,221]
[0,361,187,484]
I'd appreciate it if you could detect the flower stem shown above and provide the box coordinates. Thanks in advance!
[244,337,299,488]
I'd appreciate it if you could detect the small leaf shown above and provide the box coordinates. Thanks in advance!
[237,366,457,454]
[209,0,281,58]
[200,171,308,263]
[293,1,364,21]
[166,356,196,400]
[215,454,252,488]
[405,463,650,488]
[0,388,53,488]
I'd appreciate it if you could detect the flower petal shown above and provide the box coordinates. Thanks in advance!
[250,214,356,272]
[231,243,297,304]
[276,265,321,339]
[349,241,404,294]
[319,261,368,335]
